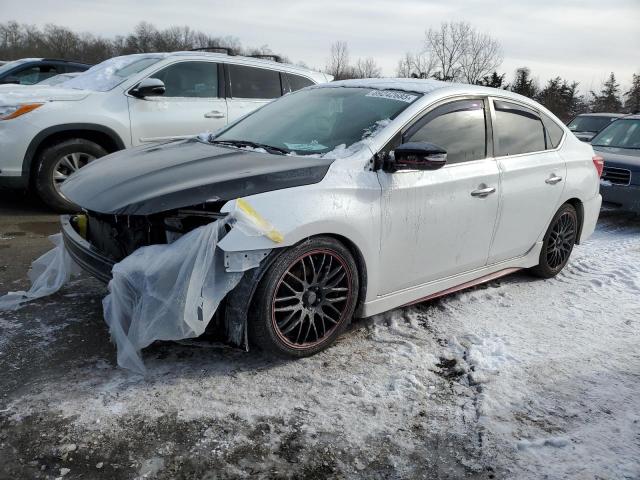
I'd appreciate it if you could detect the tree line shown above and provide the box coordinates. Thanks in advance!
[0,20,284,65]
[2,20,638,122]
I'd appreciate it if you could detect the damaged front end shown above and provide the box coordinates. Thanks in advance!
[61,202,228,282]
[61,199,281,373]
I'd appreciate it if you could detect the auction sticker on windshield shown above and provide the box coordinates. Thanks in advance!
[365,90,418,103]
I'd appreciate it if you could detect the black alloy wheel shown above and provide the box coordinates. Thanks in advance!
[249,237,359,357]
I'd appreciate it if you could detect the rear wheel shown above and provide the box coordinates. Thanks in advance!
[249,237,359,357]
[34,138,107,212]
[531,203,578,278]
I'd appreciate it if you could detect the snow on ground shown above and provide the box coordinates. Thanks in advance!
[1,210,639,479]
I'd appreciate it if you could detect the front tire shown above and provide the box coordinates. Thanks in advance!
[249,237,359,357]
[34,138,107,212]
[531,203,578,278]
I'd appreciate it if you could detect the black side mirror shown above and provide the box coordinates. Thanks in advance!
[130,78,166,99]
[389,142,447,171]
[0,76,20,85]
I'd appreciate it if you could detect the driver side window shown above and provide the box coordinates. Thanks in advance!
[150,61,219,98]
[405,99,487,164]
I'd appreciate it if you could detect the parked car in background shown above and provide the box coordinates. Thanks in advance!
[567,113,625,142]
[592,115,640,213]
[36,72,83,86]
[60,78,602,357]
[0,51,331,210]
[0,58,90,85]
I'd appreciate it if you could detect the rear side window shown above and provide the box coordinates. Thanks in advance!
[284,73,314,93]
[540,112,565,149]
[494,100,545,156]
[405,99,487,164]
[228,64,282,99]
[151,61,218,98]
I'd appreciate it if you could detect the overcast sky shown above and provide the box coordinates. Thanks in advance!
[5,0,639,92]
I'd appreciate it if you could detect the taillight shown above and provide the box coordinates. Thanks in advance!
[592,155,604,177]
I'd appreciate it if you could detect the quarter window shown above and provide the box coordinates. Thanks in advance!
[284,73,314,93]
[494,100,545,156]
[540,112,565,149]
[150,61,218,98]
[228,64,282,99]
[405,99,487,164]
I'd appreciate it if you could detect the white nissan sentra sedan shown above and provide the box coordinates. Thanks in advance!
[61,78,602,358]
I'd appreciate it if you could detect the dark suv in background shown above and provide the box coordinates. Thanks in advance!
[592,115,640,213]
[567,113,626,142]
[0,58,91,85]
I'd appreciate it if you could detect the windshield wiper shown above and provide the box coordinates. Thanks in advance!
[212,139,290,155]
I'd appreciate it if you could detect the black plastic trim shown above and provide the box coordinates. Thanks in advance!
[61,215,114,284]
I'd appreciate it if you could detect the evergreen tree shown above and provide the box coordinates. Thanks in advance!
[624,73,640,114]
[510,67,538,98]
[536,77,586,121]
[477,71,506,88]
[590,72,622,112]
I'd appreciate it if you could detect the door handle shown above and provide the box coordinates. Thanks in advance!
[470,186,496,198]
[545,175,563,185]
[204,110,225,119]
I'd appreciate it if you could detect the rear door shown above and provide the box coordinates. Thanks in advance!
[128,60,227,145]
[377,98,501,295]
[225,64,283,122]
[487,99,567,264]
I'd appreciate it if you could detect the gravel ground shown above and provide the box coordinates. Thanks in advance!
[0,191,638,480]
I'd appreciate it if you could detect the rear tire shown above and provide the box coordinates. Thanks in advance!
[249,237,359,358]
[34,138,107,212]
[531,203,578,278]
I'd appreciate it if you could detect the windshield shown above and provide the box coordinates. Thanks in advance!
[0,58,34,76]
[62,54,165,92]
[567,115,617,133]
[213,87,419,156]
[592,119,640,149]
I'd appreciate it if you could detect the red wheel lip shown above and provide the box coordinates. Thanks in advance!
[271,248,353,350]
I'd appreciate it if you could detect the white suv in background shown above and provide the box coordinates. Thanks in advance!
[0,52,330,210]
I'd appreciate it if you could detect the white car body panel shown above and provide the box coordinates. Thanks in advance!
[218,79,601,318]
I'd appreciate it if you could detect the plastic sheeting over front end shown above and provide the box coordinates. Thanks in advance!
[0,234,81,311]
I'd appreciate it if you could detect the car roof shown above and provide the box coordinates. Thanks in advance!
[312,77,546,105]
[157,51,328,82]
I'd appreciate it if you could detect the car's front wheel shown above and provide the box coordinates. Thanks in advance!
[249,237,359,357]
[34,138,107,212]
[531,203,578,278]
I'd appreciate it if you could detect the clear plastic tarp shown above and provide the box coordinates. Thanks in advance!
[0,234,81,310]
[0,198,282,374]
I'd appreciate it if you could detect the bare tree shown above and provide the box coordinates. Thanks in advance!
[425,21,470,81]
[396,51,436,78]
[423,21,502,83]
[325,41,351,80]
[354,57,381,78]
[459,28,503,84]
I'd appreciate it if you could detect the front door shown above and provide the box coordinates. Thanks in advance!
[378,98,500,295]
[128,60,227,145]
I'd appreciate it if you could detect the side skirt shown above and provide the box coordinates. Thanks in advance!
[359,241,542,318]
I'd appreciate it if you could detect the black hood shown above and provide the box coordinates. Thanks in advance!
[61,138,334,215]
[593,145,640,173]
